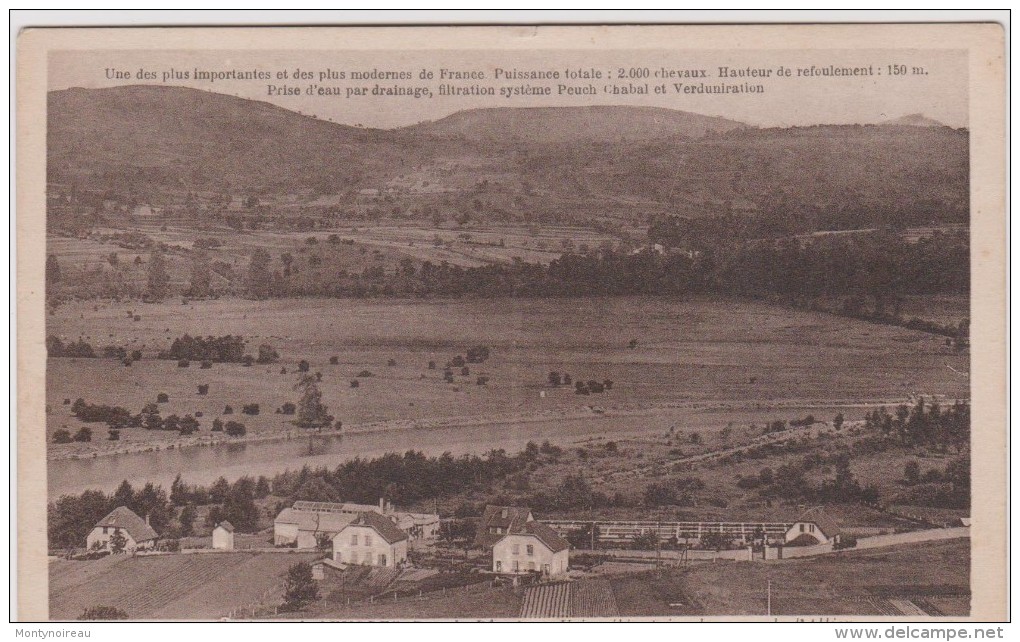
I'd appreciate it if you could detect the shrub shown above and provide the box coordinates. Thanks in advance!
[256,344,279,364]
[280,402,296,415]
[466,346,490,363]
[242,355,254,367]
[833,535,858,550]
[387,359,397,367]
[298,360,310,373]
[350,380,360,388]
[225,421,246,437]
[157,393,169,403]
[548,371,561,386]
[428,360,436,370]
[357,370,373,378]
[107,429,120,441]
[73,427,93,442]
[197,384,209,395]
[223,405,233,414]
[476,376,489,385]
[242,404,260,416]
[329,356,339,365]
[52,429,72,444]
[451,355,466,368]
[211,418,224,432]
[200,360,212,369]
[177,359,190,368]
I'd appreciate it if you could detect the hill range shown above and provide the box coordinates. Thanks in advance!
[47,85,969,229]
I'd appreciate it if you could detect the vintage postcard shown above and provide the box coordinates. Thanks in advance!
[15,23,1006,621]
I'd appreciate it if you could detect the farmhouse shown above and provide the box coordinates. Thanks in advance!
[273,499,439,548]
[332,511,408,568]
[492,520,570,577]
[475,505,534,549]
[785,508,842,546]
[212,521,235,550]
[86,506,158,553]
[273,506,358,549]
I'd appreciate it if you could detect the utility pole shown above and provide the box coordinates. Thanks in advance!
[767,578,772,616]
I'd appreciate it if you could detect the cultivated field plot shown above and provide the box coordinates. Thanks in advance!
[609,538,969,617]
[48,552,321,620]
[308,585,523,620]
[47,296,968,450]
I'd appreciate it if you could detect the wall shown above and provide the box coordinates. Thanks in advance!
[85,526,148,552]
[274,522,299,546]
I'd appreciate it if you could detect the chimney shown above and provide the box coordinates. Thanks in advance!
[379,497,385,512]
[145,513,150,526]
[501,508,508,519]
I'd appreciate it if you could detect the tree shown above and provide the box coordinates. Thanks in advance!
[246,248,272,299]
[548,371,561,386]
[46,254,61,285]
[53,429,72,444]
[904,461,921,485]
[187,250,212,298]
[225,421,246,437]
[224,477,259,532]
[178,504,196,537]
[294,374,332,428]
[833,412,845,431]
[256,344,279,364]
[108,528,127,554]
[146,247,170,300]
[73,427,93,442]
[283,562,319,610]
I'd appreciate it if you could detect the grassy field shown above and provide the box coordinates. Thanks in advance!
[46,295,968,456]
[609,539,969,617]
[48,551,321,620]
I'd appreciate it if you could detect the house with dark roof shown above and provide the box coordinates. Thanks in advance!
[475,505,534,549]
[274,506,358,548]
[492,519,570,577]
[86,506,159,553]
[784,507,842,546]
[332,511,409,568]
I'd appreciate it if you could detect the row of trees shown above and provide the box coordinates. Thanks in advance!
[864,399,970,449]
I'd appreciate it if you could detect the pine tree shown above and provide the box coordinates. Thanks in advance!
[294,374,332,428]
[187,251,212,298]
[283,562,319,609]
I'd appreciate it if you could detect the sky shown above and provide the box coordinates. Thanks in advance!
[48,48,968,129]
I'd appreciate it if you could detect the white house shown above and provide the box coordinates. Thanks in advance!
[492,520,569,577]
[332,512,409,568]
[212,521,235,550]
[86,506,159,553]
[784,508,842,546]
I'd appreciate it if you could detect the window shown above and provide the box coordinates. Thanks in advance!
[526,544,534,556]
[542,564,550,575]
[512,544,520,555]
[365,535,372,547]
[102,527,108,535]
[351,534,358,546]
[809,524,815,533]
[799,524,805,532]
[495,561,502,572]
[378,554,387,566]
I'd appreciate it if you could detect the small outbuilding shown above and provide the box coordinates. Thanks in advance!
[212,521,235,550]
[86,506,158,553]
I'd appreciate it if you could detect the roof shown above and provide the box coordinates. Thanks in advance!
[337,511,408,544]
[215,521,235,533]
[94,506,159,542]
[512,521,570,553]
[291,500,383,514]
[275,507,358,533]
[794,507,841,538]
[475,505,533,548]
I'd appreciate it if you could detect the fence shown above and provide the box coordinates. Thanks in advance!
[543,519,791,544]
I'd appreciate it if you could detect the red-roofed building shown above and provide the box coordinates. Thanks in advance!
[492,516,569,577]
[86,506,158,553]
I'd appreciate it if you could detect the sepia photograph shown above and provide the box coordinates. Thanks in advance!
[14,18,1007,623]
